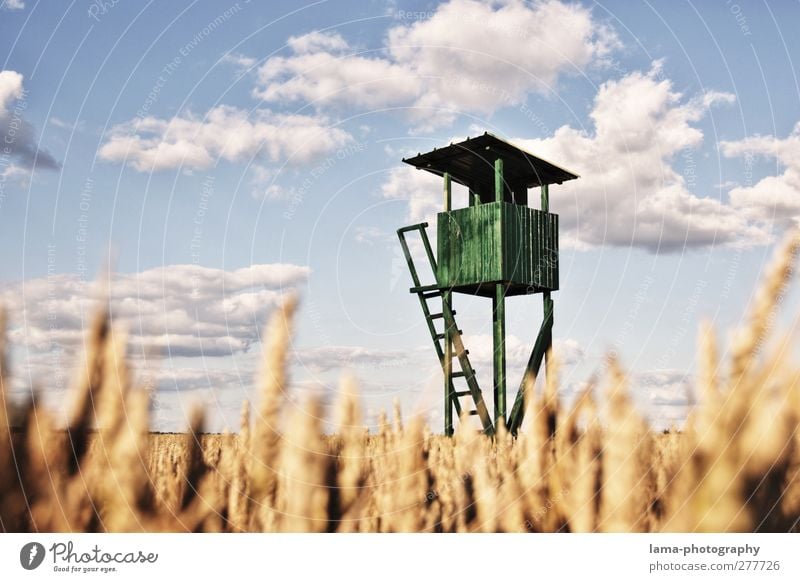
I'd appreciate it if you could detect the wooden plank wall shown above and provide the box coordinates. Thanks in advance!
[438,202,558,291]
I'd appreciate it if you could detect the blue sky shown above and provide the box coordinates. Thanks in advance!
[1,0,799,432]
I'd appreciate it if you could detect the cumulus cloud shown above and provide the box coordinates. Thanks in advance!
[720,122,800,222]
[255,0,617,129]
[0,263,310,363]
[1,163,31,185]
[381,165,443,224]
[1,262,312,429]
[1,262,443,430]
[381,66,771,252]
[287,30,349,54]
[49,116,85,132]
[353,226,393,246]
[0,70,60,173]
[256,37,419,110]
[99,105,352,172]
[0,70,23,113]
[1,0,25,11]
[143,365,252,393]
[512,63,768,251]
[296,345,418,373]
[221,52,257,70]
[632,369,693,429]
[464,333,584,369]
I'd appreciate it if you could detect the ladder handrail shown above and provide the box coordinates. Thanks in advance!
[397,222,428,234]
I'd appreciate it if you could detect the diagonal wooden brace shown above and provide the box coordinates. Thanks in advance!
[506,301,553,434]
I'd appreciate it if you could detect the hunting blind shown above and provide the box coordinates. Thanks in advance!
[397,133,578,435]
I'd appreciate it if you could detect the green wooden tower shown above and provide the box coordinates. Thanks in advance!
[397,133,578,436]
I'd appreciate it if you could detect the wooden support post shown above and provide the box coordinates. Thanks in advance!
[444,289,454,436]
[494,158,504,202]
[541,183,549,212]
[493,284,506,427]
[493,158,507,427]
[543,290,553,392]
[443,172,452,212]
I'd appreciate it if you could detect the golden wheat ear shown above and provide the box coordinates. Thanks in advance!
[179,407,207,512]
[0,307,6,412]
[0,306,10,529]
[599,356,651,533]
[0,306,9,443]
[248,294,298,530]
[334,374,368,530]
[65,306,110,475]
[280,395,329,532]
[731,230,800,384]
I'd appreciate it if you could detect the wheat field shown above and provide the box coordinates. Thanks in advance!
[1,234,800,532]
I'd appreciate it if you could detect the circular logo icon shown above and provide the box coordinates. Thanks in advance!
[19,542,46,570]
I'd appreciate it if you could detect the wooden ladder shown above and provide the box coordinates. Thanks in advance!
[397,223,494,436]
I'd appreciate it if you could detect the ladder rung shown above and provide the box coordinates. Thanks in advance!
[427,311,456,320]
[411,284,439,293]
[397,222,429,234]
[452,371,473,378]
[435,330,462,340]
[421,292,440,300]
[453,390,471,397]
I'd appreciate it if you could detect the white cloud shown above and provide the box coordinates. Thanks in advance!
[463,333,584,369]
[381,165,442,224]
[554,338,586,367]
[0,263,310,362]
[221,52,257,70]
[512,63,769,251]
[379,66,775,253]
[142,365,252,393]
[380,166,451,269]
[99,105,352,172]
[353,226,393,246]
[632,369,694,429]
[389,0,618,123]
[248,164,300,200]
[1,0,24,11]
[1,163,31,186]
[1,263,310,430]
[287,30,349,54]
[296,345,417,373]
[0,70,24,115]
[720,122,800,222]
[2,262,442,431]
[255,42,419,110]
[0,70,60,171]
[49,116,85,132]
[255,0,617,129]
